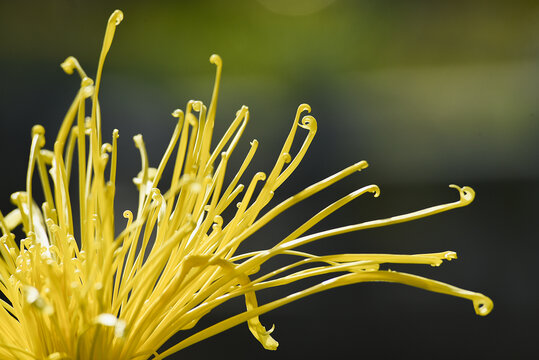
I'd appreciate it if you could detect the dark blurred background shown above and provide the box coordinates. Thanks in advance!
[1,0,538,358]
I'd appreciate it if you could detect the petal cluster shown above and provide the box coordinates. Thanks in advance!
[0,10,491,360]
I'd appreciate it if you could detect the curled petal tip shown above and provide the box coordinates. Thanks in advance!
[255,172,267,182]
[81,85,94,98]
[110,10,124,26]
[212,215,223,227]
[298,103,311,114]
[251,323,279,350]
[192,102,201,112]
[449,184,475,204]
[101,143,113,153]
[81,77,94,87]
[444,251,457,261]
[369,185,381,198]
[281,153,292,164]
[355,160,369,171]
[60,57,76,74]
[299,115,317,131]
[172,109,184,118]
[473,296,493,316]
[32,125,45,137]
[210,54,222,66]
[235,106,249,117]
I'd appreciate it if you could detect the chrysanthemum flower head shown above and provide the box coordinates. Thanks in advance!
[0,10,492,360]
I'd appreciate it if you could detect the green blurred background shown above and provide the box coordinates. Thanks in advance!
[1,0,538,358]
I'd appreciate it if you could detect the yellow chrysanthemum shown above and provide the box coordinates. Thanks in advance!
[0,10,492,360]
